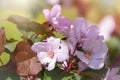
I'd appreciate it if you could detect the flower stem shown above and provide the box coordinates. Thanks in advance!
[72,43,78,55]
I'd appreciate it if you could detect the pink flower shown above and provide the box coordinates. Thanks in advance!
[66,17,108,69]
[31,37,69,71]
[43,4,72,35]
[103,68,120,80]
[76,40,108,69]
[68,18,103,47]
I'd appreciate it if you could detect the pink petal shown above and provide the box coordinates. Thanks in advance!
[88,58,104,69]
[86,25,100,39]
[58,17,72,28]
[92,41,108,58]
[31,42,49,53]
[112,75,120,80]
[75,51,89,64]
[110,68,119,76]
[51,4,61,18]
[83,40,108,58]
[78,61,88,72]
[73,18,87,40]
[43,9,50,20]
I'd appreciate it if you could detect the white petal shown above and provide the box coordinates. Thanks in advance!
[47,37,61,50]
[37,52,52,65]
[43,9,50,20]
[47,57,57,71]
[54,41,69,62]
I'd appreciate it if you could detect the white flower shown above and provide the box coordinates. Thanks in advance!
[31,37,69,71]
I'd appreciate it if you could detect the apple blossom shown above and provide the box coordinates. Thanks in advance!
[43,4,72,35]
[31,37,69,71]
[76,40,108,69]
[67,18,108,69]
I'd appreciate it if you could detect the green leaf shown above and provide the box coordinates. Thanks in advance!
[0,52,10,66]
[5,43,16,53]
[43,67,73,80]
[73,73,81,80]
[32,34,47,43]
[53,31,66,39]
[0,69,20,80]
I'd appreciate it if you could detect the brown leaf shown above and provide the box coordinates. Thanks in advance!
[12,40,36,63]
[0,28,5,55]
[17,56,42,76]
[7,15,52,35]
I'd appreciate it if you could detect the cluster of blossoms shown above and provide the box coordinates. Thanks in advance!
[31,4,108,72]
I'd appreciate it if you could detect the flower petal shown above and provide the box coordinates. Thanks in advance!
[43,9,50,20]
[78,61,88,72]
[83,40,108,58]
[31,42,50,53]
[58,17,72,28]
[51,4,61,18]
[86,25,100,39]
[112,75,120,80]
[88,58,104,69]
[47,57,57,71]
[47,37,61,50]
[110,68,120,76]
[75,51,89,64]
[54,41,69,62]
[37,52,52,65]
[73,18,87,40]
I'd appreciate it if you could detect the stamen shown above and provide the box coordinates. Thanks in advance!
[84,51,91,60]
[48,51,54,57]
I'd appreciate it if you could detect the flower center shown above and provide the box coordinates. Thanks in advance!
[48,51,54,58]
[84,51,91,60]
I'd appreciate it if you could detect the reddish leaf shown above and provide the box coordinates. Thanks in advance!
[12,40,36,63]
[17,56,42,76]
[0,28,5,55]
